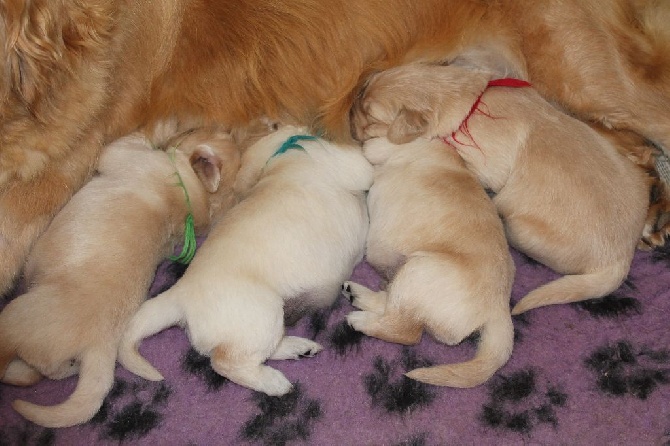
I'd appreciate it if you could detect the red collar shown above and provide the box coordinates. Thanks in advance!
[442,78,531,150]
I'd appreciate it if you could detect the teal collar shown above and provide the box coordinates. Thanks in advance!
[270,134,318,159]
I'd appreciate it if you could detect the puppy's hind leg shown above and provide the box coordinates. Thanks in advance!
[2,359,42,386]
[13,344,117,428]
[269,336,322,360]
[341,281,387,314]
[347,309,423,346]
[210,344,292,396]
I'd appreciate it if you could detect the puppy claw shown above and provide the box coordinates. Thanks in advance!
[341,282,355,303]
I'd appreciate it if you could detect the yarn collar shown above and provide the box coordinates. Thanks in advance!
[166,147,197,265]
[442,77,532,150]
[270,134,318,159]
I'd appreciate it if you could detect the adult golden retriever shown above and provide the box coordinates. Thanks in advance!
[1,0,669,296]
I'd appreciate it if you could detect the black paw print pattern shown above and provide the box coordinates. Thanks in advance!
[364,348,436,414]
[148,261,189,297]
[90,378,172,442]
[480,369,567,434]
[182,348,229,391]
[573,293,642,318]
[328,320,365,356]
[585,340,670,399]
[573,279,641,319]
[393,432,429,446]
[651,241,670,266]
[0,421,55,446]
[240,383,323,446]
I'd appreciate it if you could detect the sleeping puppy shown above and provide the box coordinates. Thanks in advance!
[118,125,373,396]
[0,126,239,428]
[352,63,649,314]
[343,136,515,388]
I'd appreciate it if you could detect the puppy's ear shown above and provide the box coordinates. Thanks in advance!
[387,107,428,145]
[190,145,223,193]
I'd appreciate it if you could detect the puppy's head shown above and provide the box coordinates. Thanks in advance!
[351,63,492,144]
[170,126,242,223]
[233,124,307,198]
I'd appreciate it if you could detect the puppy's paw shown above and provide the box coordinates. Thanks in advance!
[346,310,378,333]
[639,198,670,249]
[270,336,323,360]
[256,367,293,396]
[341,281,357,303]
[342,282,387,313]
[2,360,42,386]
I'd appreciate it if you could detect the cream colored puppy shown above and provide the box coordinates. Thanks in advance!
[119,125,373,396]
[343,136,515,388]
[352,63,649,315]
[0,127,239,428]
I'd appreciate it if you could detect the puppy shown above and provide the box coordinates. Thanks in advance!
[118,125,373,396]
[353,63,649,314]
[0,127,239,428]
[343,136,515,388]
[3,0,670,300]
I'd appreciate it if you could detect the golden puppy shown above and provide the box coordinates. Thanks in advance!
[0,127,240,428]
[2,0,670,298]
[118,125,373,396]
[343,136,515,388]
[353,63,649,314]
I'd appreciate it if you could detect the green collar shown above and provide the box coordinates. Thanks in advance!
[166,147,197,265]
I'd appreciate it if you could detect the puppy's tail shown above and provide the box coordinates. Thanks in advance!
[405,315,514,388]
[511,263,629,315]
[118,292,183,381]
[13,344,116,428]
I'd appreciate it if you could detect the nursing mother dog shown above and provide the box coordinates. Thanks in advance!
[1,0,670,299]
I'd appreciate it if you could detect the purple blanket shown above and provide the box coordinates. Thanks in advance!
[1,246,669,445]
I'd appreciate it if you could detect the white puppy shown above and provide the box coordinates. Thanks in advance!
[119,125,373,396]
[344,136,515,388]
[0,127,239,427]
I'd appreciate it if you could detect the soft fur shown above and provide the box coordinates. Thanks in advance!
[344,136,515,388]
[118,125,373,396]
[1,0,670,297]
[353,63,649,314]
[0,127,240,427]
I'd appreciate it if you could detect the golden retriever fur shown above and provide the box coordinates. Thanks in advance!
[118,125,372,395]
[0,126,240,427]
[1,0,670,296]
[352,63,649,314]
[344,136,515,388]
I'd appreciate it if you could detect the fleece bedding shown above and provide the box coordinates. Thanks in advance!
[1,243,669,445]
